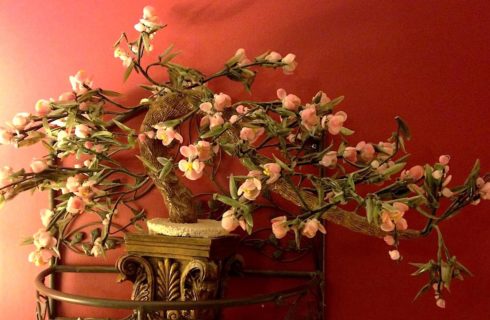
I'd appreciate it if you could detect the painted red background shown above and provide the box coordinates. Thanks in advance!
[0,1,489,319]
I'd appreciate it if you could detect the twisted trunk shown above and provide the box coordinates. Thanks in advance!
[139,92,198,223]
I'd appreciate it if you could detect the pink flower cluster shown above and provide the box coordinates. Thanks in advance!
[342,141,396,168]
[153,123,183,146]
[380,202,409,232]
[264,51,298,74]
[270,216,326,239]
[28,209,58,266]
[200,93,232,129]
[221,208,247,232]
[134,6,162,33]
[177,143,213,180]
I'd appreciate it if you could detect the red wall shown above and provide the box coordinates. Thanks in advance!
[0,1,489,319]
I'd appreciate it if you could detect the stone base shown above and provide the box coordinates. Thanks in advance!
[147,218,229,238]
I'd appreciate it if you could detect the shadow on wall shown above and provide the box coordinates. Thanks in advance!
[170,0,254,24]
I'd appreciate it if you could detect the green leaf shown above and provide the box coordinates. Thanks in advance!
[20,236,33,246]
[413,283,431,301]
[383,162,406,177]
[229,174,238,199]
[161,119,181,128]
[365,196,374,224]
[0,193,5,210]
[395,116,411,140]
[99,89,121,97]
[123,61,134,82]
[158,160,173,180]
[70,232,85,245]
[136,155,158,172]
[200,125,228,139]
[213,194,242,209]
[454,259,473,277]
[91,131,113,138]
[273,154,292,172]
[339,127,355,136]
[410,262,433,276]
[112,119,132,132]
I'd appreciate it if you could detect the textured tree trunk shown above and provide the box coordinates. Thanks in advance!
[139,92,198,223]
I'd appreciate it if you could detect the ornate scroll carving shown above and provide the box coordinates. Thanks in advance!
[119,234,239,319]
[117,254,155,302]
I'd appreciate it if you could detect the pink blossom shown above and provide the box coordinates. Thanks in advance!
[79,102,89,111]
[83,141,94,150]
[322,111,347,135]
[178,159,205,180]
[209,113,224,129]
[265,51,282,62]
[154,125,183,146]
[114,47,132,67]
[91,237,104,257]
[342,147,357,163]
[441,187,454,198]
[263,163,281,184]
[388,249,401,260]
[30,159,48,173]
[314,91,331,105]
[247,170,263,178]
[383,235,395,246]
[74,180,99,201]
[230,115,239,124]
[28,249,55,266]
[237,178,262,201]
[40,209,54,227]
[271,216,289,239]
[300,105,319,131]
[400,165,424,181]
[180,145,199,159]
[58,91,76,102]
[196,141,213,161]
[277,88,301,111]
[12,112,31,130]
[221,209,239,232]
[378,142,395,158]
[213,93,232,111]
[69,70,93,94]
[93,144,106,153]
[234,48,250,66]
[138,133,147,143]
[75,124,92,138]
[240,127,265,144]
[236,104,249,114]
[442,175,452,187]
[477,177,490,200]
[439,155,450,165]
[302,218,326,238]
[319,151,338,168]
[356,141,376,162]
[199,102,213,114]
[281,53,297,74]
[67,196,85,214]
[143,5,157,20]
[380,202,409,232]
[432,170,443,180]
[35,99,52,116]
[0,127,14,145]
[0,166,14,188]
[436,298,446,309]
[33,228,57,250]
